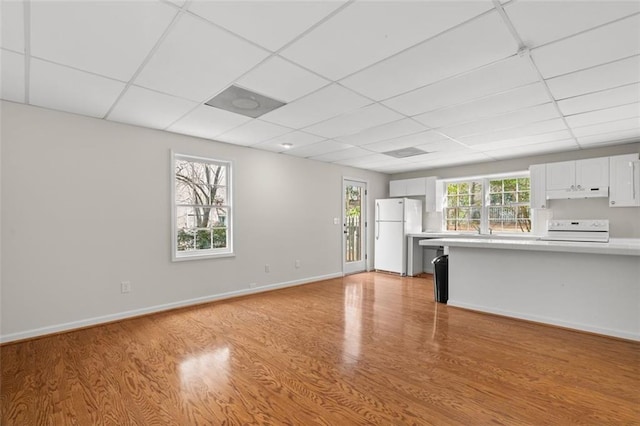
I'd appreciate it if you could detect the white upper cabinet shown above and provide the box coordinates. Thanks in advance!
[546,157,609,199]
[609,154,640,207]
[546,160,575,192]
[389,177,426,197]
[576,157,609,190]
[529,164,547,209]
[389,176,440,212]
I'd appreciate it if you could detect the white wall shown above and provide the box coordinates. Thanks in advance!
[393,142,640,238]
[0,102,388,342]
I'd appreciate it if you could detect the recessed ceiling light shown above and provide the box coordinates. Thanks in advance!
[205,85,286,118]
[281,143,293,149]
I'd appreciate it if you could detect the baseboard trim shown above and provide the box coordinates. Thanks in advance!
[448,300,640,342]
[0,272,343,344]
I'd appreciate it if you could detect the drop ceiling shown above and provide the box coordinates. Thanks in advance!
[1,0,639,174]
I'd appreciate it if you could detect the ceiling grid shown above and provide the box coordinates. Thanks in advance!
[1,0,638,173]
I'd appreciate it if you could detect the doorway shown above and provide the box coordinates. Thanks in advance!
[343,178,367,275]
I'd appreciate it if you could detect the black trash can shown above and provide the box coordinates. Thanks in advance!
[431,255,448,304]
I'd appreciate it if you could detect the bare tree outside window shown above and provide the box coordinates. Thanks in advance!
[173,154,232,259]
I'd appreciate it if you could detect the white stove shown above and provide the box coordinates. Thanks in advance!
[542,219,610,243]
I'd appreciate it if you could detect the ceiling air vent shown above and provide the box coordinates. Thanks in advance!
[383,147,428,158]
[205,85,285,118]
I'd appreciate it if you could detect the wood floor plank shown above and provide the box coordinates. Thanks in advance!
[2,273,639,424]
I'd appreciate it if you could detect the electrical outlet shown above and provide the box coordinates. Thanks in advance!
[295,259,301,269]
[333,217,339,225]
[249,282,257,289]
[121,281,132,293]
[264,264,270,273]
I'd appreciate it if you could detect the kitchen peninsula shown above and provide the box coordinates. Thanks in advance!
[419,237,640,341]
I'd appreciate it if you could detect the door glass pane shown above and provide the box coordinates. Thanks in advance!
[345,185,363,263]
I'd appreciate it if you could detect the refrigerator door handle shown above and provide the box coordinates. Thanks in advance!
[375,202,380,240]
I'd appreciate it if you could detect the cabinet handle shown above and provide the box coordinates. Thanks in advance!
[570,185,575,190]
[632,161,637,200]
[577,184,582,190]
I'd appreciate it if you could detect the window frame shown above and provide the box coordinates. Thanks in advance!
[171,151,234,262]
[441,171,531,235]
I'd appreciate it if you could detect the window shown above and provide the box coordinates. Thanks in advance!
[172,153,232,260]
[445,180,483,231]
[488,177,531,233]
[443,174,530,234]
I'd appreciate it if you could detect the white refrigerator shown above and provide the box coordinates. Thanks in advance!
[374,198,422,275]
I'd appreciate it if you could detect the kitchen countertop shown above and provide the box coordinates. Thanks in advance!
[418,237,640,256]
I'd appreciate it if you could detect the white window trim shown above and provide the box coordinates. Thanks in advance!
[171,151,234,262]
[440,171,531,235]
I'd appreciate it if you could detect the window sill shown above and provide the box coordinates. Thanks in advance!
[172,251,235,262]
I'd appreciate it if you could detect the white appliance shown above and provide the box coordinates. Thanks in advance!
[374,198,422,275]
[541,219,610,243]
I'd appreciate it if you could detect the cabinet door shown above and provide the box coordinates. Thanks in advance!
[609,154,640,207]
[576,157,609,190]
[389,180,406,197]
[425,177,437,212]
[529,164,547,209]
[405,178,427,196]
[546,161,575,191]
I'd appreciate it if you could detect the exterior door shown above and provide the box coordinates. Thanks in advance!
[343,179,367,275]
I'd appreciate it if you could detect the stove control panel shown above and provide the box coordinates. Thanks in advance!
[547,220,609,232]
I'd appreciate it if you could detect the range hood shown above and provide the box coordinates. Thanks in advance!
[547,187,609,199]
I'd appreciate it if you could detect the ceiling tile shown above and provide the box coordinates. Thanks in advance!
[166,0,186,6]
[259,84,370,128]
[303,103,403,139]
[557,83,640,116]
[577,128,640,146]
[340,11,519,101]
[107,86,197,130]
[406,152,492,168]
[135,13,269,101]
[29,59,125,118]
[469,129,573,151]
[217,119,292,146]
[440,103,560,138]
[251,131,324,153]
[506,1,640,48]
[457,118,568,146]
[532,14,640,78]
[235,56,329,103]
[281,0,493,80]
[334,153,391,167]
[188,1,345,52]
[367,159,416,174]
[483,139,579,159]
[1,0,24,52]
[310,147,372,162]
[566,103,640,129]
[383,56,539,116]
[336,118,428,146]
[414,83,550,128]
[546,56,640,100]
[31,1,176,81]
[1,50,25,103]
[285,140,352,158]
[361,130,450,153]
[571,117,640,138]
[167,105,251,140]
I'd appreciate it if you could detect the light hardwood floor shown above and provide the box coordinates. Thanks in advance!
[2,273,639,425]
